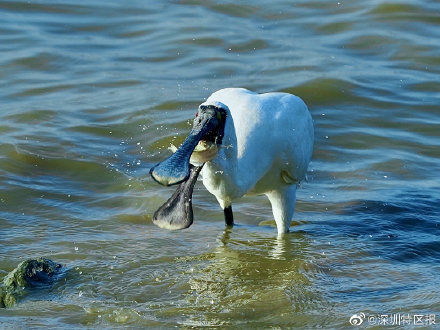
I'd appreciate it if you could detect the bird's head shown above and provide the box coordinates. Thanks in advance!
[149,102,229,230]
[187,103,228,165]
[150,102,228,186]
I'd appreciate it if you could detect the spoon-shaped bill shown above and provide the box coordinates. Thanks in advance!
[149,109,220,186]
[152,165,203,230]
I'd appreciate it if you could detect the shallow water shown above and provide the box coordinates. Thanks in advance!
[1,0,439,327]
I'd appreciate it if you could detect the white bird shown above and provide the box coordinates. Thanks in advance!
[150,88,314,235]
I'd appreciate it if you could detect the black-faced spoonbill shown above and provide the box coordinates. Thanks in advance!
[150,88,314,234]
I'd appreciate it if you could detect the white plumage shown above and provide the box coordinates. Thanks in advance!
[198,88,314,234]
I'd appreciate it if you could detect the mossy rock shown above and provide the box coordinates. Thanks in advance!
[0,287,17,308]
[1,258,63,308]
[3,258,63,290]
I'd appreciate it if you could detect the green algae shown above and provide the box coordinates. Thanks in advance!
[0,286,17,308]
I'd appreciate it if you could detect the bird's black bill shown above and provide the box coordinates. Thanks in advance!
[152,165,203,230]
[149,107,221,186]
[149,105,226,231]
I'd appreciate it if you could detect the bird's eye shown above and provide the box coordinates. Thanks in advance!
[195,112,198,117]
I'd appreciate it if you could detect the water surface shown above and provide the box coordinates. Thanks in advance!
[1,0,439,327]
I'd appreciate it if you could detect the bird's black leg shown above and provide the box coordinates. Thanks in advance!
[224,205,234,227]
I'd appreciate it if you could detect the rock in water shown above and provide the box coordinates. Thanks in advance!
[0,287,16,308]
[0,258,64,308]
[3,258,63,289]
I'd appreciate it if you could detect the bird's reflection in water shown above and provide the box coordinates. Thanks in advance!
[217,226,287,259]
[178,225,324,327]
[217,225,307,260]
[218,225,233,246]
[269,235,287,260]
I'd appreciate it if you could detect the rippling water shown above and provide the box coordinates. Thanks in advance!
[1,0,439,327]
